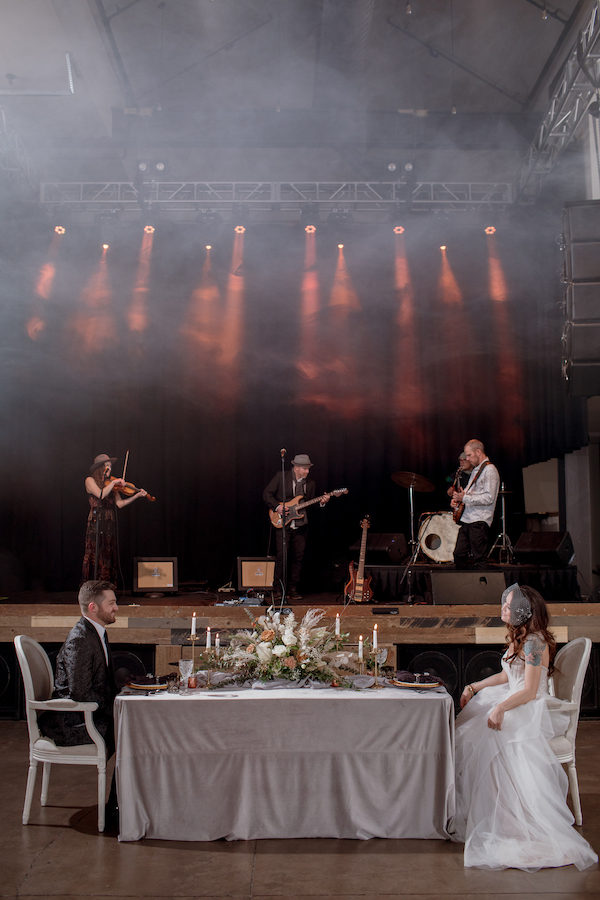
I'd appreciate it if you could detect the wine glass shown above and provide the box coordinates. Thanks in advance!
[178,658,193,690]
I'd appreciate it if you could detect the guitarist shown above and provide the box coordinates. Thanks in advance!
[446,451,474,497]
[450,439,500,570]
[263,453,330,601]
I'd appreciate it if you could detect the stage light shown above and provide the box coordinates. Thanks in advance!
[440,245,447,250]
[206,244,212,250]
[300,202,319,230]
[387,163,397,172]
[404,162,414,172]
[393,225,405,235]
[137,162,148,172]
[155,162,165,172]
[328,209,354,226]
[338,243,344,249]
[231,203,249,232]
[144,224,155,234]
[102,243,109,250]
[485,226,496,235]
[54,225,66,235]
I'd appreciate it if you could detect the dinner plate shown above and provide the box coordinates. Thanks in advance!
[127,682,169,691]
[390,680,442,689]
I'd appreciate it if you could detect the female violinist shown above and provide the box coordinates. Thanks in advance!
[81,454,147,585]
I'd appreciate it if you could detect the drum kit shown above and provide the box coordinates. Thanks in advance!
[391,470,514,566]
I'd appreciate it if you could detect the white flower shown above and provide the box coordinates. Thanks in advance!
[256,643,273,662]
[282,630,296,646]
[272,644,288,657]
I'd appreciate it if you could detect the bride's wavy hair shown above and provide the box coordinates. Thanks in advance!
[506,585,556,674]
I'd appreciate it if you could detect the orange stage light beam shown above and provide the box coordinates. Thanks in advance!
[488,235,525,449]
[128,230,153,334]
[69,248,116,354]
[28,233,65,339]
[392,233,428,448]
[436,244,474,415]
[296,230,321,384]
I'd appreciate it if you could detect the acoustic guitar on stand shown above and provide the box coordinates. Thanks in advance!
[345,516,374,603]
[269,488,348,528]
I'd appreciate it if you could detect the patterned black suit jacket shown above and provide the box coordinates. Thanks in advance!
[39,617,117,748]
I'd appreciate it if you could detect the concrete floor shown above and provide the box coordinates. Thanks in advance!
[2,719,599,900]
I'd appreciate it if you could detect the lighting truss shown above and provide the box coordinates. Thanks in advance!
[39,181,514,223]
[518,0,600,202]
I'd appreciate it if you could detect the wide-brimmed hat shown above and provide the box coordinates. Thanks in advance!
[291,454,313,467]
[90,453,117,473]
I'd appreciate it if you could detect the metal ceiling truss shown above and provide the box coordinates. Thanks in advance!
[518,0,600,201]
[40,180,514,223]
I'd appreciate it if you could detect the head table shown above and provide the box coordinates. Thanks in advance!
[114,685,455,842]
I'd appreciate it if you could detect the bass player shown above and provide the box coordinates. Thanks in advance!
[450,439,499,569]
[263,453,330,600]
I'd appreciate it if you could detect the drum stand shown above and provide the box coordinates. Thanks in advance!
[487,484,514,564]
[391,471,435,604]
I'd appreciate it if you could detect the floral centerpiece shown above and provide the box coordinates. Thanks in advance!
[221,607,357,685]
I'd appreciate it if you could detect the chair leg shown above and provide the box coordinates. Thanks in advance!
[40,762,51,806]
[22,760,38,825]
[97,766,106,833]
[567,760,583,826]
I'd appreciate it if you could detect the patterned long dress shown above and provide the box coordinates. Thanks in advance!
[81,492,118,585]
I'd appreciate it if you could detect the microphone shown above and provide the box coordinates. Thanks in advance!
[280,448,286,457]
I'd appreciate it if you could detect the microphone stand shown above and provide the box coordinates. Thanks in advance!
[279,449,288,610]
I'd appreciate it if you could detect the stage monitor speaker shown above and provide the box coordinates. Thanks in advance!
[237,557,275,590]
[513,531,574,566]
[349,533,408,564]
[133,557,178,595]
[564,200,600,243]
[430,571,506,605]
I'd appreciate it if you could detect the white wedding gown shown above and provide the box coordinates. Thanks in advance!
[452,652,598,871]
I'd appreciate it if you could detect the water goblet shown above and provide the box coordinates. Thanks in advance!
[178,658,193,690]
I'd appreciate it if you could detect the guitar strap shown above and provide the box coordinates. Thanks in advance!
[463,460,490,497]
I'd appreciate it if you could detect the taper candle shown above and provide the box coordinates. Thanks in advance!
[335,613,341,636]
[373,623,378,650]
[191,612,196,636]
[206,626,211,649]
[358,635,363,661]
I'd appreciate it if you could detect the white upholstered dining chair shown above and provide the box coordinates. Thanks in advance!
[14,635,107,832]
[547,636,592,826]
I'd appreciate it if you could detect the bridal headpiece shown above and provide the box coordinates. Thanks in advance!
[502,583,532,626]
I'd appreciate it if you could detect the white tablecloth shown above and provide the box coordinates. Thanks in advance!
[115,687,455,842]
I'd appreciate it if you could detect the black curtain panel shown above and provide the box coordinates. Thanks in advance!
[0,205,586,592]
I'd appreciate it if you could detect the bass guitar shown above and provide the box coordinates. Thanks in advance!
[345,516,374,603]
[269,487,348,529]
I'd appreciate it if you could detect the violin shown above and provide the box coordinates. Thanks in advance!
[104,475,156,502]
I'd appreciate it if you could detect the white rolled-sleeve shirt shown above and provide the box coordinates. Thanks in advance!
[460,458,500,526]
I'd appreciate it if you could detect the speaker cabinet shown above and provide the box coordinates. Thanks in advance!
[111,645,155,691]
[237,557,275,590]
[564,201,600,243]
[463,647,504,685]
[513,532,574,566]
[396,645,461,697]
[430,571,506,605]
[349,533,408,564]
[566,282,600,321]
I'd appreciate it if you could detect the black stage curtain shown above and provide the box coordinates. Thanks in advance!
[0,202,587,592]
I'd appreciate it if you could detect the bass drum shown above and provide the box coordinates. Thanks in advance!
[419,512,460,563]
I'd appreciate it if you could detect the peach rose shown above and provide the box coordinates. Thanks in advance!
[247,644,256,653]
[284,656,297,669]
[261,629,275,641]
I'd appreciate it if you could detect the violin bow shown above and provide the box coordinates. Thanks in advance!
[122,450,129,482]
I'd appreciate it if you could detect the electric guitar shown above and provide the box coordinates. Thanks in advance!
[269,488,348,528]
[345,516,374,603]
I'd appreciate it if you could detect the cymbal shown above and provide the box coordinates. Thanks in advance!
[391,471,435,492]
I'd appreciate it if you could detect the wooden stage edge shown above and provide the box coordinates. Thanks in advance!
[2,592,600,677]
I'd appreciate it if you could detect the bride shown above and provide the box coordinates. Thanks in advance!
[453,583,598,872]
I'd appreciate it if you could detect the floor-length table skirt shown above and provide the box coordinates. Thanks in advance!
[115,687,455,842]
